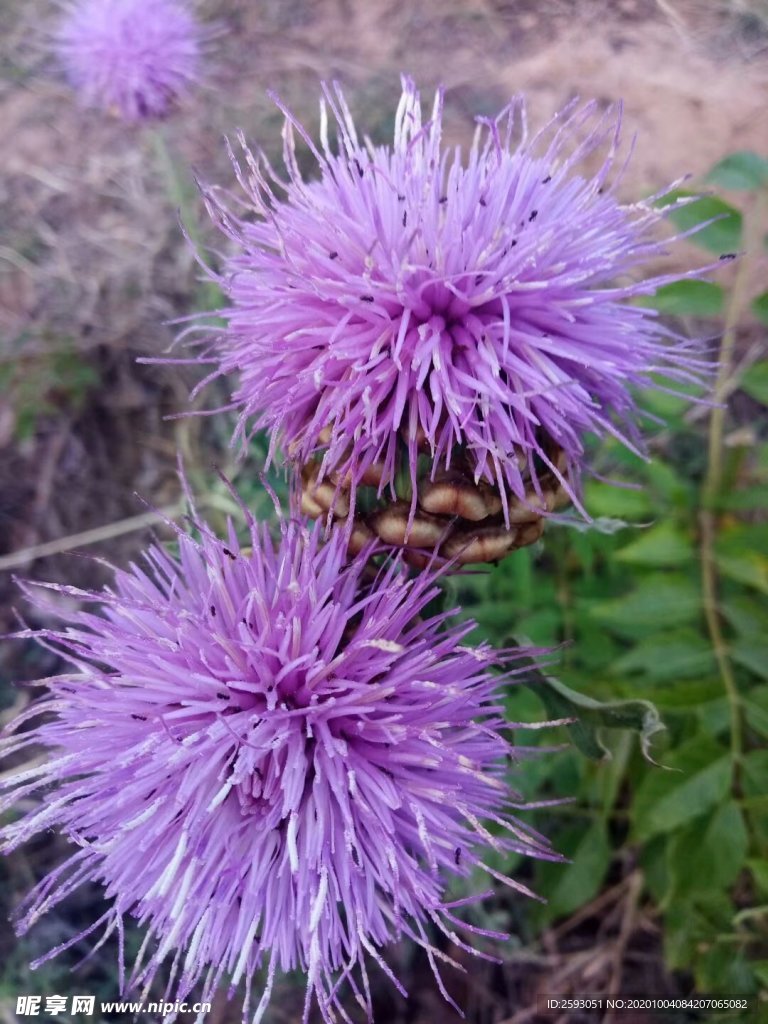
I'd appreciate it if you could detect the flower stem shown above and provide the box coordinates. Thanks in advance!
[699,189,767,773]
[150,125,203,252]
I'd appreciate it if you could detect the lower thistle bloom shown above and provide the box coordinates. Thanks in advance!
[55,0,208,121]
[194,79,710,537]
[0,512,557,1021]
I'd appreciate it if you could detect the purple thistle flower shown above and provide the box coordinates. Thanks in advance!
[55,0,207,122]
[195,79,709,521]
[0,512,556,1022]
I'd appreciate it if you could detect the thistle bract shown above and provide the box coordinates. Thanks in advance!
[56,0,206,121]
[198,79,708,522]
[0,513,555,1022]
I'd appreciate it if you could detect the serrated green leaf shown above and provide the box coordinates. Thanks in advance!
[716,553,768,595]
[590,575,701,633]
[643,458,695,505]
[718,486,768,512]
[639,280,724,317]
[715,526,768,591]
[742,750,768,797]
[720,596,768,638]
[611,630,715,682]
[740,361,768,406]
[706,151,768,190]
[536,822,612,922]
[753,291,768,327]
[745,690,768,739]
[665,194,743,253]
[696,946,758,995]
[731,640,768,681]
[663,895,734,972]
[615,521,694,567]
[667,801,748,901]
[650,678,725,708]
[632,736,732,840]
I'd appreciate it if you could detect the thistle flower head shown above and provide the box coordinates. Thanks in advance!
[56,0,207,121]
[198,79,708,521]
[1,511,554,1021]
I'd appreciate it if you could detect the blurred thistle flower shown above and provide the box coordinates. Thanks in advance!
[0,510,556,1022]
[195,78,709,522]
[55,0,209,121]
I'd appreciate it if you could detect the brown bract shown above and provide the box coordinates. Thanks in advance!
[299,439,569,568]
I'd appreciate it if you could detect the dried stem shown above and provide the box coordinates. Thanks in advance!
[0,505,185,573]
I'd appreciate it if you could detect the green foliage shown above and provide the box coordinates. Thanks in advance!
[451,153,768,1005]
[638,280,725,317]
[0,338,99,440]
[752,292,768,327]
[740,361,768,406]
[663,192,742,253]
[706,151,768,191]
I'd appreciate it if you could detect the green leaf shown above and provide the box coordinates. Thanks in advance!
[753,291,768,327]
[731,640,768,681]
[715,526,768,595]
[590,575,702,634]
[747,859,768,897]
[639,280,724,317]
[663,892,734,972]
[718,485,768,512]
[611,630,716,682]
[665,193,743,253]
[522,666,666,762]
[615,521,694,567]
[740,361,768,406]
[667,801,748,901]
[720,596,768,638]
[643,459,695,506]
[741,750,768,797]
[640,835,670,905]
[706,151,768,191]
[716,553,768,596]
[696,945,759,995]
[671,798,749,905]
[745,689,768,739]
[632,736,732,840]
[649,678,725,709]
[536,822,612,922]
[583,480,653,520]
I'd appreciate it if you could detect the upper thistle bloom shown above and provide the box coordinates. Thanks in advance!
[196,79,709,522]
[55,0,208,121]
[0,511,556,1022]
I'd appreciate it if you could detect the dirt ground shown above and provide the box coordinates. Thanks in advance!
[1,0,767,1021]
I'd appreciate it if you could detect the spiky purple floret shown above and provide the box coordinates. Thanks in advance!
[56,0,207,121]
[195,79,709,520]
[0,514,556,1022]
